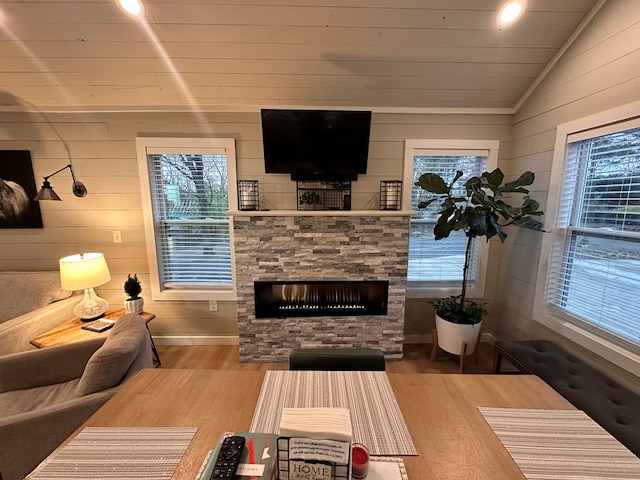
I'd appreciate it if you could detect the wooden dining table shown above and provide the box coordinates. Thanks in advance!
[29,369,574,479]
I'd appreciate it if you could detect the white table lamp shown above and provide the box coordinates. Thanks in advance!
[60,252,111,321]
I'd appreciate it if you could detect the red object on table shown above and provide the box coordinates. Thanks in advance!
[351,443,370,479]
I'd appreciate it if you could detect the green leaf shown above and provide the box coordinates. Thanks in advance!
[493,199,513,221]
[417,199,437,209]
[512,216,545,231]
[441,197,457,210]
[501,171,535,192]
[415,173,449,194]
[502,187,529,194]
[520,196,541,214]
[488,214,507,242]
[431,296,486,324]
[450,170,464,187]
[456,206,476,229]
[468,210,490,236]
[465,176,481,196]
[471,191,496,208]
[434,222,453,240]
[436,210,452,225]
[482,168,504,188]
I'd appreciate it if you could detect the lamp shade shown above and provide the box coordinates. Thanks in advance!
[59,253,111,291]
[34,180,62,201]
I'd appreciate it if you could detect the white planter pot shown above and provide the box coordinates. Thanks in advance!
[435,314,482,355]
[124,297,144,314]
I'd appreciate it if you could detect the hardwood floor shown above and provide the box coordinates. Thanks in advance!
[155,342,508,374]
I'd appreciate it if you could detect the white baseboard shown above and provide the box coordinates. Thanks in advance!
[152,333,497,347]
[153,335,240,346]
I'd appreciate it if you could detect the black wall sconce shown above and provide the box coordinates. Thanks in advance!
[34,164,87,201]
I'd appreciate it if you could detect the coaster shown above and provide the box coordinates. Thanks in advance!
[366,457,408,480]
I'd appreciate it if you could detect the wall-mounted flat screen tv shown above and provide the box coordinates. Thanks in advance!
[261,109,372,180]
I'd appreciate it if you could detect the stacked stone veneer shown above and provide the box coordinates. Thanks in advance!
[233,215,410,362]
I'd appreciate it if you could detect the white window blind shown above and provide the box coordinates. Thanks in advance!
[402,139,497,296]
[148,153,232,289]
[409,154,486,286]
[136,137,237,301]
[546,124,640,347]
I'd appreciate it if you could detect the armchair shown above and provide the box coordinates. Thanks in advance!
[0,313,153,480]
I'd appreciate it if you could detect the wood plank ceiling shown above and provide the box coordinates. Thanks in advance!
[0,0,602,111]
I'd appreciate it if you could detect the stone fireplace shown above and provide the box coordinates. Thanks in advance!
[232,212,411,362]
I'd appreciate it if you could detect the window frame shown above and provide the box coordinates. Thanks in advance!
[403,139,499,299]
[533,101,640,376]
[136,136,238,301]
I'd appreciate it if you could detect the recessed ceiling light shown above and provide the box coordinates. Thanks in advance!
[497,0,527,28]
[117,0,145,17]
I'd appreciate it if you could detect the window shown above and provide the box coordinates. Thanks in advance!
[136,137,238,301]
[403,140,499,297]
[534,102,640,372]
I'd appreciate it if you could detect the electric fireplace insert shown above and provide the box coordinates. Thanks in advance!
[254,280,389,318]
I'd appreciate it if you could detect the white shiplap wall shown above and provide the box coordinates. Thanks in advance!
[497,0,640,388]
[0,110,512,342]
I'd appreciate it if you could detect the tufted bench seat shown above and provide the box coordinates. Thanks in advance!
[289,347,386,371]
[494,339,640,457]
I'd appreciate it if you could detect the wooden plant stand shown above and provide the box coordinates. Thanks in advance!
[430,328,481,374]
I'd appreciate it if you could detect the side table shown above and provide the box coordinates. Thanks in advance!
[30,308,161,367]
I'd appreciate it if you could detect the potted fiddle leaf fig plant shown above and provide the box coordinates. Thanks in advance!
[415,168,545,356]
[123,273,144,314]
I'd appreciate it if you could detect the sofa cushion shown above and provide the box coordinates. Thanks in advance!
[0,271,72,324]
[76,313,149,396]
[0,379,80,417]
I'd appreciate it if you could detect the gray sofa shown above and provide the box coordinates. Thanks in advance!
[0,313,153,480]
[0,271,78,355]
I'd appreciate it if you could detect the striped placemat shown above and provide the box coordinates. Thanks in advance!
[27,427,197,479]
[479,407,640,479]
[249,370,417,456]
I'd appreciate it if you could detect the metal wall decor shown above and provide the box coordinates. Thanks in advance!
[297,181,352,211]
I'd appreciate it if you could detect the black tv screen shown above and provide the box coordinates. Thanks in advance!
[261,109,371,180]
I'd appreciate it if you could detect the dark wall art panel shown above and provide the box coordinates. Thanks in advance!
[0,150,43,228]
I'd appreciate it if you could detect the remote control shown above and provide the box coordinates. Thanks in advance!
[209,435,246,479]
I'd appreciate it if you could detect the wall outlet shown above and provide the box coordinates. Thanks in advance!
[209,300,218,312]
[112,231,122,243]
